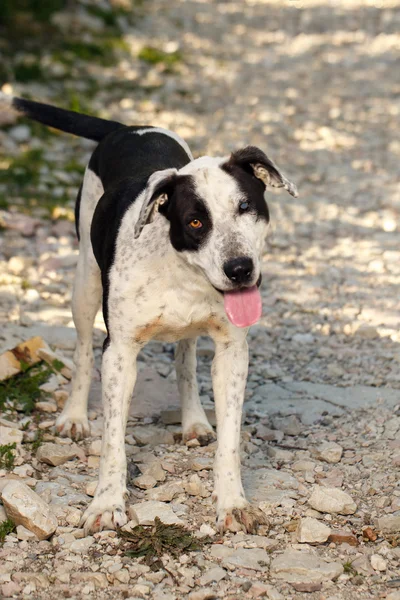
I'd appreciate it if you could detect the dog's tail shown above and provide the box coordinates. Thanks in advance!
[0,92,124,142]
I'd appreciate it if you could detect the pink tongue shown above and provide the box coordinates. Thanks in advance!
[224,286,262,328]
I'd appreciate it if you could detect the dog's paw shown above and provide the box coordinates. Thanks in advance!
[183,423,216,447]
[80,497,127,535]
[217,503,269,535]
[56,413,90,440]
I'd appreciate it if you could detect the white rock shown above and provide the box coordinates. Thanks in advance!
[85,481,97,497]
[134,474,157,490]
[88,439,101,456]
[36,443,77,467]
[308,486,357,515]
[9,125,31,142]
[128,501,183,526]
[0,426,23,445]
[131,426,174,446]
[377,515,400,532]
[271,415,303,436]
[146,482,183,502]
[370,554,387,571]
[296,517,331,543]
[1,481,57,540]
[316,442,343,464]
[16,525,39,541]
[199,566,226,585]
[184,474,209,497]
[270,549,343,583]
[69,536,94,553]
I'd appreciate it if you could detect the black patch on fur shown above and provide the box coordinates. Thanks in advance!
[159,175,213,252]
[90,130,192,335]
[222,145,294,223]
[74,183,83,240]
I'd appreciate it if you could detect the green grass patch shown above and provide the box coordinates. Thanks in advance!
[0,363,53,414]
[0,519,16,545]
[0,443,17,470]
[138,46,182,68]
[31,428,45,452]
[120,517,212,569]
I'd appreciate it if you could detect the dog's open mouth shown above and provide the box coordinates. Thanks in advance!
[215,275,262,329]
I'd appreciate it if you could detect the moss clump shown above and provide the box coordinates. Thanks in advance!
[120,517,211,569]
[138,46,182,68]
[0,443,17,470]
[0,519,16,545]
[0,363,53,414]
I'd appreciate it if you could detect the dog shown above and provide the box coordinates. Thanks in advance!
[1,93,298,534]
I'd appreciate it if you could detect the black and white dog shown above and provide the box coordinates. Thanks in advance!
[1,94,298,534]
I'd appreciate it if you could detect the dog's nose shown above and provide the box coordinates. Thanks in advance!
[223,257,254,284]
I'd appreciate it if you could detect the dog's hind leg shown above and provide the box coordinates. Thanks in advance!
[176,338,216,446]
[56,252,101,439]
[56,168,104,440]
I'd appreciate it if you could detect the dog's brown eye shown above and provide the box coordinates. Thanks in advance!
[189,219,202,229]
[239,201,250,212]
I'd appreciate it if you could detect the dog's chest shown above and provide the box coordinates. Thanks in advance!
[107,222,230,344]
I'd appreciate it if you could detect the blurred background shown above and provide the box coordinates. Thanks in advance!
[0,0,399,394]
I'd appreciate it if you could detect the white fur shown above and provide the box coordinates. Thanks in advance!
[62,156,270,535]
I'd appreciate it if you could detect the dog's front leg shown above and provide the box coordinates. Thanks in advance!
[81,340,138,534]
[176,338,216,446]
[212,336,268,534]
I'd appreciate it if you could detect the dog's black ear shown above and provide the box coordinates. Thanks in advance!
[227,146,298,198]
[134,168,178,238]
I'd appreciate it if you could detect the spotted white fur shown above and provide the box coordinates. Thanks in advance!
[67,156,273,534]
[3,94,298,533]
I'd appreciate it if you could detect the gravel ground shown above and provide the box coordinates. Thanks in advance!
[0,1,400,599]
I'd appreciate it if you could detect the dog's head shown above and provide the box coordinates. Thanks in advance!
[135,146,297,326]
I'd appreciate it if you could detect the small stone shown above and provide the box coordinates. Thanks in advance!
[146,482,183,502]
[0,425,23,445]
[189,457,213,471]
[296,517,331,543]
[53,390,68,409]
[9,124,31,142]
[2,582,21,597]
[199,566,226,585]
[140,460,166,482]
[363,527,377,541]
[69,536,94,553]
[308,486,357,515]
[315,442,343,464]
[210,545,270,571]
[37,347,73,379]
[271,415,303,436]
[1,481,57,540]
[88,456,100,468]
[129,501,183,525]
[65,507,82,526]
[36,443,76,467]
[188,589,217,600]
[114,569,130,583]
[270,549,343,583]
[131,426,174,446]
[134,474,157,490]
[292,460,316,472]
[291,581,322,592]
[376,515,400,533]
[370,554,387,571]
[35,401,57,413]
[328,529,358,546]
[71,572,108,589]
[248,582,271,598]
[16,525,39,541]
[184,474,209,497]
[255,425,284,442]
[387,593,400,600]
[88,439,102,456]
[85,481,97,497]
[12,572,49,589]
